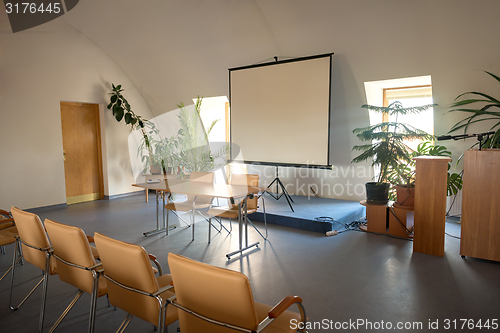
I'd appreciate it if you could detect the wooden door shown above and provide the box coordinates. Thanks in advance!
[60,102,104,204]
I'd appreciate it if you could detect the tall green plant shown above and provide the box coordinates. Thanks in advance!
[107,83,163,172]
[352,101,435,184]
[176,97,228,173]
[448,71,500,148]
[386,141,463,196]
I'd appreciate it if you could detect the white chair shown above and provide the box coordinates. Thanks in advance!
[207,174,268,241]
[165,171,216,241]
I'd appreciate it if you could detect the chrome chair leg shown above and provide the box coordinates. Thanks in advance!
[47,290,84,333]
[208,216,212,243]
[0,254,23,282]
[247,218,268,240]
[39,251,51,333]
[88,271,100,333]
[9,239,46,313]
[116,313,133,333]
[171,211,190,227]
[1,240,23,282]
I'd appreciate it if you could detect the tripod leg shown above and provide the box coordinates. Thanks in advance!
[276,178,294,211]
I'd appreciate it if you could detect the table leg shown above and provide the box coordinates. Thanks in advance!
[192,197,196,241]
[143,190,177,237]
[226,196,259,259]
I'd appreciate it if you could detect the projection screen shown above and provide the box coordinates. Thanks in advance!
[229,53,332,167]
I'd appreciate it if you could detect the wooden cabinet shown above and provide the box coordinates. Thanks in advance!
[460,149,500,262]
[413,156,451,256]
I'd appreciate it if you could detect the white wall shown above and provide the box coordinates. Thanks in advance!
[2,1,500,206]
[0,15,153,209]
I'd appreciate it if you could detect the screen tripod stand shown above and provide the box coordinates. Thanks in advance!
[266,166,294,212]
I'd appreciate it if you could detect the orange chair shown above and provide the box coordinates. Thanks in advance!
[94,232,178,332]
[0,209,22,283]
[44,219,107,333]
[10,206,58,333]
[165,171,216,241]
[207,174,268,241]
[168,253,307,333]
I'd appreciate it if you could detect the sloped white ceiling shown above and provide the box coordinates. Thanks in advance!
[56,0,500,117]
[60,0,283,115]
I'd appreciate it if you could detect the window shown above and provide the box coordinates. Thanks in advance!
[383,85,434,150]
[364,76,434,151]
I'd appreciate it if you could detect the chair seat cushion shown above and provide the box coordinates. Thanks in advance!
[165,201,210,211]
[0,226,17,246]
[0,215,14,230]
[207,206,257,219]
[254,301,302,333]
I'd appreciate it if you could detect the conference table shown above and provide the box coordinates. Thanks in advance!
[133,179,264,258]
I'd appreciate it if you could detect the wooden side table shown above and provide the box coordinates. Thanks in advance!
[360,200,414,239]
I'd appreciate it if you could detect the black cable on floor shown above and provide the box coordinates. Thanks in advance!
[313,217,363,234]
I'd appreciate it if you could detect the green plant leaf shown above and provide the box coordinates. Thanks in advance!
[124,112,133,124]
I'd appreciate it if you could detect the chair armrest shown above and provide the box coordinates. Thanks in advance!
[0,217,14,226]
[1,210,14,227]
[257,295,306,333]
[149,253,163,276]
[152,284,174,297]
[87,235,95,243]
[268,295,303,318]
[0,209,12,218]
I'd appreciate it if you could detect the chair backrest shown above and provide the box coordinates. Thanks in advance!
[168,253,259,333]
[10,207,56,273]
[44,219,103,295]
[187,171,215,203]
[231,174,259,210]
[93,232,161,326]
[0,209,14,230]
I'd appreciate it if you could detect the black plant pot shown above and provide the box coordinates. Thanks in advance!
[365,182,390,204]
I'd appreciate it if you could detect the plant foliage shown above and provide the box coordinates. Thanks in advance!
[448,71,500,148]
[176,97,229,174]
[386,141,463,196]
[352,101,435,184]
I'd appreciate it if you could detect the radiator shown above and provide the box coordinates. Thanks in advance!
[446,189,463,216]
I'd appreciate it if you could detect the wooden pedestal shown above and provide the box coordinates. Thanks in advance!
[460,149,500,262]
[360,200,413,239]
[413,156,451,256]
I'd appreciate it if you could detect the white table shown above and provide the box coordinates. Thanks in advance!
[133,179,264,258]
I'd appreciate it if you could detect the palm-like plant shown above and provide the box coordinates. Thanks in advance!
[352,101,435,184]
[176,97,228,174]
[448,71,500,148]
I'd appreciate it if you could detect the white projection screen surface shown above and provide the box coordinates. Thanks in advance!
[229,54,332,167]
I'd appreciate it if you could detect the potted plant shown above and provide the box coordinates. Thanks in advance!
[352,101,434,204]
[387,141,463,207]
[448,71,500,148]
[139,134,179,175]
[107,84,167,175]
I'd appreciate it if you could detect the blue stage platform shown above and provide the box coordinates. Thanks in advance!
[250,194,366,233]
